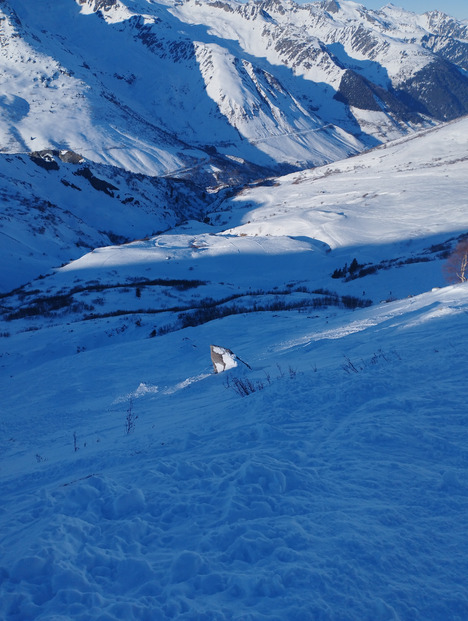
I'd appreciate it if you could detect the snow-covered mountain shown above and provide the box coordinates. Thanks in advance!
[0,148,212,292]
[1,114,468,621]
[3,114,467,326]
[1,0,467,180]
[2,0,468,290]
[1,3,468,618]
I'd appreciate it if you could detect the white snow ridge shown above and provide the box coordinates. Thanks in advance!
[1,1,468,620]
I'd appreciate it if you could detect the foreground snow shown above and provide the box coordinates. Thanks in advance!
[1,284,468,620]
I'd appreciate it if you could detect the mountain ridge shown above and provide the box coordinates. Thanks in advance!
[1,0,467,181]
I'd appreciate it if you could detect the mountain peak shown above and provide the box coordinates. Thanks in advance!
[322,0,341,14]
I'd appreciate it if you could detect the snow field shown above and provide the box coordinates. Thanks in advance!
[220,118,468,255]
[1,282,468,620]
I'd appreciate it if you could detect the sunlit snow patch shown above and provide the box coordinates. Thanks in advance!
[162,373,212,395]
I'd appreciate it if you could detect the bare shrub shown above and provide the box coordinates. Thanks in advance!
[443,239,468,284]
[342,356,361,374]
[125,398,138,435]
[224,376,264,397]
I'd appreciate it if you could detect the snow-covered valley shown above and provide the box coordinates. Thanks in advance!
[1,111,468,619]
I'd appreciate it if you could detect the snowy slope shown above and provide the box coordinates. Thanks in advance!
[1,283,468,620]
[1,116,468,620]
[214,115,468,253]
[0,150,209,292]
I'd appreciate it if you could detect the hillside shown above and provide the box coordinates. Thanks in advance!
[0,149,211,292]
[1,115,468,620]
